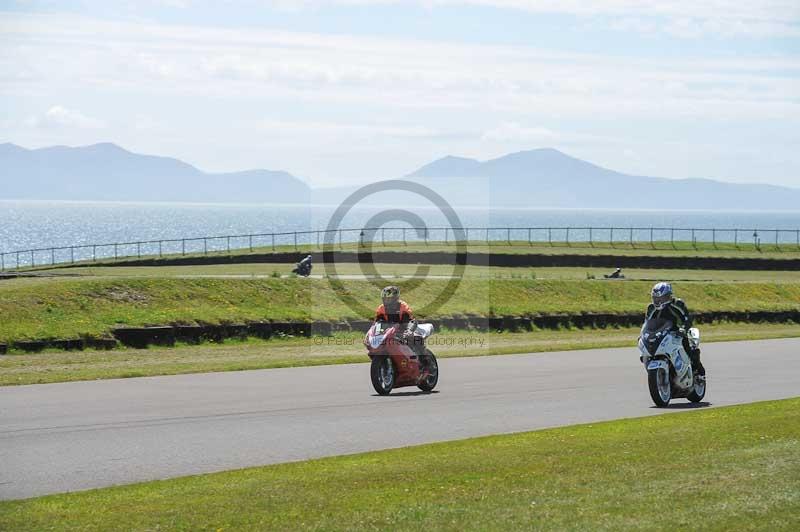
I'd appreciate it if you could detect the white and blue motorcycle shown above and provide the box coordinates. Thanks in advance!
[638,318,706,407]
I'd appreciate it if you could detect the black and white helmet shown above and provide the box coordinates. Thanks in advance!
[381,285,399,304]
[651,282,673,310]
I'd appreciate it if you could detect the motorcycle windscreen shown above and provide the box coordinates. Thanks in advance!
[368,321,395,349]
[642,318,673,334]
[641,318,674,355]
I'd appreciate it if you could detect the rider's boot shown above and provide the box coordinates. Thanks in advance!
[689,348,705,377]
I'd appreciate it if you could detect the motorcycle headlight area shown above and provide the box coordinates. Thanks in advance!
[368,333,386,349]
[643,334,664,355]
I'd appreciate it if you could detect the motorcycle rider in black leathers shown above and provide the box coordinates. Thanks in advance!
[647,282,705,376]
[295,254,313,276]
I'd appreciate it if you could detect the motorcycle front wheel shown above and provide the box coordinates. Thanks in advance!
[417,351,439,392]
[370,356,395,395]
[648,367,671,407]
[687,373,706,403]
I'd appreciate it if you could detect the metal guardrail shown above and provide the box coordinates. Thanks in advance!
[2,226,800,271]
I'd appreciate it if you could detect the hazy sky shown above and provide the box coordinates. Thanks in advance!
[1,1,799,187]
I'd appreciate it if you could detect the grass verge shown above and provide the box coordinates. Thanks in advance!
[1,397,797,530]
[21,239,800,271]
[30,262,800,282]
[2,322,798,386]
[1,276,799,343]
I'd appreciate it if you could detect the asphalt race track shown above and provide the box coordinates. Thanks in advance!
[1,338,798,500]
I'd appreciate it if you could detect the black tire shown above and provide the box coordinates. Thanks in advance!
[417,350,439,392]
[687,373,706,403]
[370,356,395,395]
[648,367,671,407]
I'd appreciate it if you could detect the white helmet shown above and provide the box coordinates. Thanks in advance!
[651,282,673,310]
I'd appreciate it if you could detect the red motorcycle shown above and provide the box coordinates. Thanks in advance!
[365,321,439,395]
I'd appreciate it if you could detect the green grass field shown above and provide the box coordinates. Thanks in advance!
[1,398,797,530]
[29,262,800,282]
[15,238,800,274]
[1,276,799,343]
[3,322,798,385]
[254,238,800,257]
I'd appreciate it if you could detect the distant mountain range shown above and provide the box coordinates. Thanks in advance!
[399,148,800,210]
[2,142,799,209]
[0,142,310,203]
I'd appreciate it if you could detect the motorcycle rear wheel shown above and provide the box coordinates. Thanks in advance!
[370,356,395,395]
[648,367,671,407]
[417,351,439,392]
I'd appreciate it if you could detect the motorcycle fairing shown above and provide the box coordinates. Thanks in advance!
[365,322,397,352]
[368,331,387,349]
[365,322,422,386]
[664,335,691,380]
[639,323,694,393]
[414,323,434,339]
[656,333,693,391]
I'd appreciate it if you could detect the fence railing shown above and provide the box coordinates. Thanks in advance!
[2,226,800,271]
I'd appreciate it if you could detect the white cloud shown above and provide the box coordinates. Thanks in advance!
[156,0,192,7]
[481,123,560,143]
[479,123,633,154]
[436,0,797,21]
[1,10,798,185]
[261,0,800,37]
[261,120,444,139]
[2,13,798,122]
[25,105,105,130]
